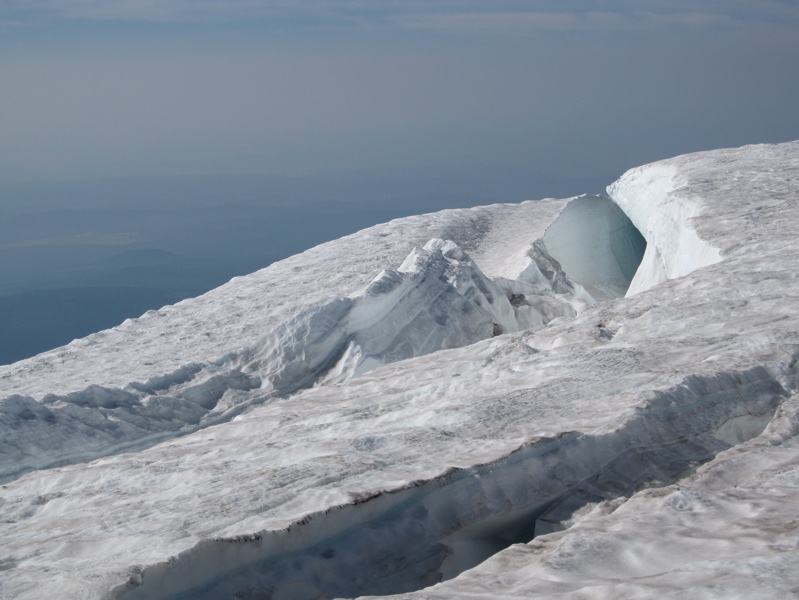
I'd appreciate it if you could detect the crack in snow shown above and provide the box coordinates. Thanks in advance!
[111,367,786,600]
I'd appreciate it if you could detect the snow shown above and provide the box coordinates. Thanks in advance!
[608,163,723,296]
[1,141,799,599]
[0,203,608,484]
[0,199,567,400]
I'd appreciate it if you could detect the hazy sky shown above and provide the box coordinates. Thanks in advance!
[1,1,798,181]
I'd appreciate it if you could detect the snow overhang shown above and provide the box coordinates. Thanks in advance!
[607,164,723,296]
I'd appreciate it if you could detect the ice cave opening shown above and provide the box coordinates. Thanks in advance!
[541,195,647,302]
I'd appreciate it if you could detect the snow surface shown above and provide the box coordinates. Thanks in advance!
[0,199,568,400]
[0,201,609,484]
[2,141,799,600]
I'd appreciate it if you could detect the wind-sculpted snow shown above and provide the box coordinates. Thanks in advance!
[244,238,526,391]
[2,141,799,600]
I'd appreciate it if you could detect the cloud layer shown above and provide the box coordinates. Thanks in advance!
[4,0,798,30]
[1,0,798,180]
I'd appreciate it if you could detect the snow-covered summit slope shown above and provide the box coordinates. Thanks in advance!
[2,141,799,600]
[0,200,565,399]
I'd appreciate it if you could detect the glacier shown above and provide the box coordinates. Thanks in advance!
[1,141,798,599]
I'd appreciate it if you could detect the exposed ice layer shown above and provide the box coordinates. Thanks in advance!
[608,164,722,296]
[112,367,785,600]
[487,195,645,306]
[541,195,646,301]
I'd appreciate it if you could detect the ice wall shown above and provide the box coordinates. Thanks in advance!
[607,164,722,296]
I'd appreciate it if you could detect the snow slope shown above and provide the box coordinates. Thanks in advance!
[1,141,799,600]
[0,198,612,484]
